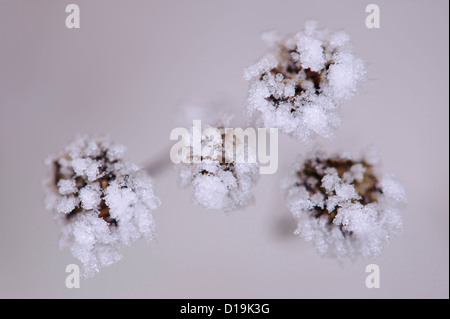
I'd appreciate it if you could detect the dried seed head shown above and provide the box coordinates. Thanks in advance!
[282,149,406,259]
[44,134,160,278]
[244,21,366,141]
[177,120,259,212]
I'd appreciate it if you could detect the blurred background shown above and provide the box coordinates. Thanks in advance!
[0,0,448,298]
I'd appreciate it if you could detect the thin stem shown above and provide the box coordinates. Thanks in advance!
[142,145,172,177]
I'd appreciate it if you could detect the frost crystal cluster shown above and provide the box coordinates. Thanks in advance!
[176,120,259,212]
[44,135,160,278]
[282,150,406,258]
[244,21,366,141]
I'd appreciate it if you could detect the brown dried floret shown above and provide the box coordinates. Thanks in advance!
[263,45,334,111]
[296,157,383,228]
[52,151,119,225]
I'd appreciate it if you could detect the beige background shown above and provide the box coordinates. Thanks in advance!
[0,0,448,298]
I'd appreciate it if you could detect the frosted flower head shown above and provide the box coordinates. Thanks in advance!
[44,134,160,278]
[282,149,406,259]
[244,21,366,141]
[177,119,259,212]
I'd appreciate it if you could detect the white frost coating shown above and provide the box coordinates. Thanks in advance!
[176,118,259,212]
[379,175,408,203]
[297,35,325,72]
[328,52,366,101]
[56,196,79,214]
[57,179,76,195]
[44,134,160,278]
[244,21,366,141]
[79,183,101,210]
[281,149,406,259]
[243,55,278,81]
